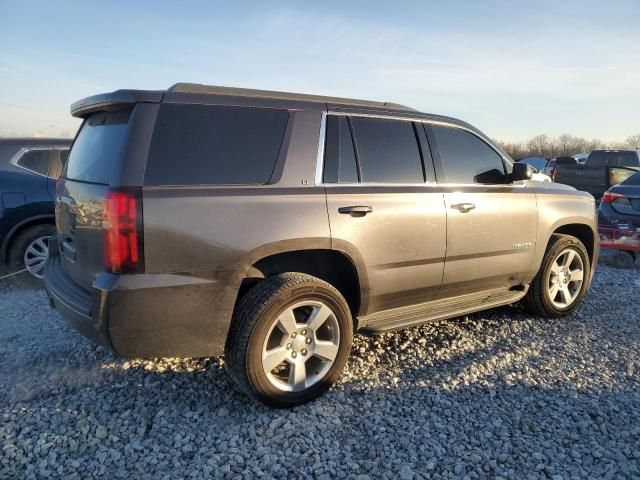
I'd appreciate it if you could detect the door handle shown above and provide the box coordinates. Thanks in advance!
[338,205,373,216]
[451,202,476,213]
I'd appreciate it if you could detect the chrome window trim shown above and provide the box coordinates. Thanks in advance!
[315,111,514,187]
[9,146,70,179]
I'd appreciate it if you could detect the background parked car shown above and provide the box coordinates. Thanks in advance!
[598,171,640,229]
[542,158,556,177]
[0,138,71,285]
[553,150,640,198]
[598,171,640,268]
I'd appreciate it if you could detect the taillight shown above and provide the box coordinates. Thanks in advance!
[103,189,144,274]
[551,167,557,181]
[601,190,625,204]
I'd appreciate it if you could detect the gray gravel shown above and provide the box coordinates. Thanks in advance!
[1,252,639,479]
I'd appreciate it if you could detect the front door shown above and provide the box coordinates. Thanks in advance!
[428,123,538,296]
[322,113,447,315]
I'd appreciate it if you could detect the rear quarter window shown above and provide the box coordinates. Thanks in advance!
[144,104,289,186]
[15,149,51,176]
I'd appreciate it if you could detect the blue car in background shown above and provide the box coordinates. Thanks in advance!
[0,138,71,286]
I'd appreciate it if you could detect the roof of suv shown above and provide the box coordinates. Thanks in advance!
[167,83,415,111]
[69,83,494,153]
[70,83,417,118]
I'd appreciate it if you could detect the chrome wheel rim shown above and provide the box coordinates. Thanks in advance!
[261,300,341,392]
[23,235,50,279]
[547,248,584,309]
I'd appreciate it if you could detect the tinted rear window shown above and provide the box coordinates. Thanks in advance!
[65,109,132,184]
[350,117,423,183]
[16,149,51,176]
[587,151,640,167]
[144,104,288,186]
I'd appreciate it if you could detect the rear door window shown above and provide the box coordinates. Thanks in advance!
[65,109,132,184]
[144,104,289,186]
[431,125,506,184]
[350,117,423,183]
[323,115,358,183]
[16,149,51,176]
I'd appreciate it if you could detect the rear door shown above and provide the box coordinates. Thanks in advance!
[323,113,446,315]
[427,123,538,297]
[56,109,133,288]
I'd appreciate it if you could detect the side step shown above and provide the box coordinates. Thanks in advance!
[359,286,528,333]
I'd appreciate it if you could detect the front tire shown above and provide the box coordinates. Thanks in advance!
[225,273,353,408]
[523,234,591,317]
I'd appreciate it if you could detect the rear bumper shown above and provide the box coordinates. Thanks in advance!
[44,255,114,350]
[44,245,239,358]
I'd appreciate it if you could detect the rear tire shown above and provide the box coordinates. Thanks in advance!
[7,224,55,288]
[523,234,591,318]
[611,250,635,269]
[225,272,353,408]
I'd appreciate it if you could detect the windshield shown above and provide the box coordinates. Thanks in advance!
[64,108,132,184]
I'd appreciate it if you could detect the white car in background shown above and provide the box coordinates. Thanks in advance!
[574,153,589,165]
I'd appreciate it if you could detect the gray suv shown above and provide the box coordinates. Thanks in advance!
[44,84,599,407]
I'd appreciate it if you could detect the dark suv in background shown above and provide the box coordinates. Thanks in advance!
[45,84,598,407]
[1,138,70,285]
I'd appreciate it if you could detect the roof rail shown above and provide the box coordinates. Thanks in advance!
[167,83,415,111]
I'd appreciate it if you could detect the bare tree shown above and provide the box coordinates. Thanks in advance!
[625,134,640,150]
[556,134,577,156]
[527,134,549,157]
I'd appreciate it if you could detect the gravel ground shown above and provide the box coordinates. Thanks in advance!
[1,253,639,479]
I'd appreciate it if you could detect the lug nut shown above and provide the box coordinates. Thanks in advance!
[305,337,312,344]
[301,329,307,335]
[286,343,292,350]
[291,351,297,358]
[301,349,307,356]
[291,332,297,338]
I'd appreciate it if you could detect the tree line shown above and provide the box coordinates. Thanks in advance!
[494,134,640,160]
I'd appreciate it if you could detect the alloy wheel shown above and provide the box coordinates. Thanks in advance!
[261,300,341,392]
[547,248,584,309]
[23,236,50,279]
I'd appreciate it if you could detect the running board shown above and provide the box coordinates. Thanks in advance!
[359,286,528,333]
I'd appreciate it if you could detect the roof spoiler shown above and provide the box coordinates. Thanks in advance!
[70,89,163,118]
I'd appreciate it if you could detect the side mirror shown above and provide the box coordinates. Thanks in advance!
[511,162,534,181]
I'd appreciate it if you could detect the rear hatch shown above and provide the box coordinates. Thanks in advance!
[55,108,135,289]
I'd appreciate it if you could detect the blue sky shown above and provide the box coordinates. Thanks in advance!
[1,0,639,141]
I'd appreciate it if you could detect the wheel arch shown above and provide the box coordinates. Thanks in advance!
[551,222,596,265]
[1,214,55,263]
[237,248,363,319]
